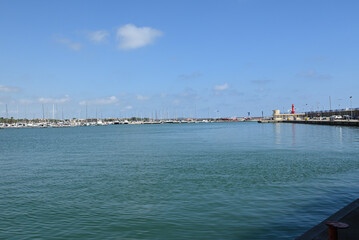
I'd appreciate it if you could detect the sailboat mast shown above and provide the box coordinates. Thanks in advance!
[42,104,45,120]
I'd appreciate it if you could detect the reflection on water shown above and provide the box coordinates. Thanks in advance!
[292,123,296,146]
[339,127,343,145]
[273,123,296,146]
[274,123,281,145]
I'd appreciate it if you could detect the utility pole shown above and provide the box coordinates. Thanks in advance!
[42,104,45,120]
[194,104,197,120]
[5,104,8,123]
[350,96,353,118]
[329,96,332,110]
[338,99,342,109]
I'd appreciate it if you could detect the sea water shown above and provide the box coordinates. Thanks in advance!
[1,122,359,239]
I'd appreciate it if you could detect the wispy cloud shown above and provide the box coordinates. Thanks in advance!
[177,88,200,101]
[116,24,163,50]
[87,30,109,43]
[297,70,316,77]
[56,37,82,51]
[136,94,150,101]
[229,89,244,96]
[308,56,328,62]
[38,95,71,104]
[178,72,202,80]
[19,99,34,104]
[79,96,118,105]
[0,96,12,105]
[213,83,229,91]
[0,85,20,93]
[125,105,133,110]
[251,80,271,85]
[297,70,331,80]
[243,62,254,67]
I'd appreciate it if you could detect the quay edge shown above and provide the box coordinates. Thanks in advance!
[296,198,359,240]
[258,119,359,127]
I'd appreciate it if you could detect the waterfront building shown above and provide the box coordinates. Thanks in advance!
[272,109,305,121]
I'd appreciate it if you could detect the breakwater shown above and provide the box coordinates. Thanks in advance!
[259,119,359,127]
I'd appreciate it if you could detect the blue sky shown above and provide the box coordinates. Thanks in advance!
[0,0,358,119]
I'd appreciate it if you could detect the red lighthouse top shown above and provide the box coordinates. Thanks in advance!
[291,104,295,114]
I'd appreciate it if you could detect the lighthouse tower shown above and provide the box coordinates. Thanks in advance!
[291,104,295,114]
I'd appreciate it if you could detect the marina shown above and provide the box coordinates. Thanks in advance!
[0,117,247,129]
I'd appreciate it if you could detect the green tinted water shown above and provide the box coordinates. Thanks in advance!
[1,122,359,239]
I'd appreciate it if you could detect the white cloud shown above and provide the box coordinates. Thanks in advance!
[0,96,12,105]
[38,95,70,104]
[177,88,200,101]
[213,83,229,91]
[251,80,271,85]
[137,94,150,101]
[297,69,331,80]
[116,24,163,50]
[298,69,316,77]
[179,72,202,80]
[125,105,133,110]
[56,38,82,51]
[0,85,20,93]
[87,30,109,43]
[19,99,34,104]
[79,96,118,105]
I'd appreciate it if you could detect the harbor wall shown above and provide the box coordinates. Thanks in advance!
[305,108,359,119]
[284,120,359,127]
[258,119,359,127]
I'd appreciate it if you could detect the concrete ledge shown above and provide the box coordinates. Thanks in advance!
[296,198,359,240]
[258,120,283,123]
[258,120,359,127]
[285,120,359,126]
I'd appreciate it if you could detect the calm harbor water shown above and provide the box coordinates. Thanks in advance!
[1,122,359,239]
